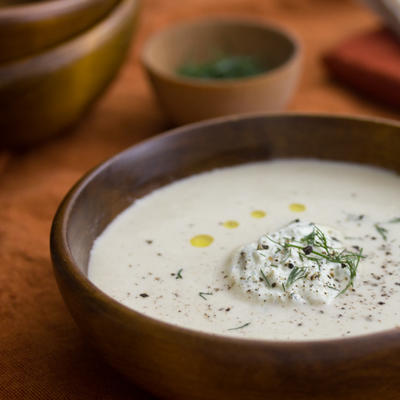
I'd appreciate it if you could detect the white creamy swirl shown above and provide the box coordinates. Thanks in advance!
[231,221,362,305]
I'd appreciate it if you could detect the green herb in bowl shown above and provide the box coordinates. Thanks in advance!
[177,54,266,80]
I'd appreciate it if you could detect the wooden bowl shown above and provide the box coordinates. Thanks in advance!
[0,0,120,63]
[0,0,140,148]
[51,114,400,400]
[141,18,301,125]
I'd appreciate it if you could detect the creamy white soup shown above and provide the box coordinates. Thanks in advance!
[88,160,400,340]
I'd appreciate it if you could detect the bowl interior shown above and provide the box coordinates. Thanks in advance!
[142,19,298,80]
[63,114,400,276]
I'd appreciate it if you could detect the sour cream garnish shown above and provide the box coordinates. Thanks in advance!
[231,221,364,305]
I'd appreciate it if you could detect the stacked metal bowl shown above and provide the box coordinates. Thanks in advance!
[0,0,140,147]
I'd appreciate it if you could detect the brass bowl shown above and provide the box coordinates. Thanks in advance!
[0,0,140,148]
[0,0,120,63]
[51,113,400,400]
[141,18,301,125]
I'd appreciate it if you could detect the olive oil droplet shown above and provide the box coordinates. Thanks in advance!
[223,220,239,229]
[251,210,266,219]
[190,234,214,247]
[289,203,306,212]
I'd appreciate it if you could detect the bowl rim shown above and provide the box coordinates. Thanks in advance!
[0,0,140,84]
[0,0,114,19]
[140,16,302,89]
[51,111,400,349]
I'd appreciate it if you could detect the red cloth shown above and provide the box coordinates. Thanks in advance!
[324,27,400,108]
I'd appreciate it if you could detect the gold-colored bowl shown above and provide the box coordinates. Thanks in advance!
[142,18,302,125]
[0,0,140,148]
[0,0,120,63]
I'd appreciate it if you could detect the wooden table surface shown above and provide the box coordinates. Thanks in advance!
[0,0,398,399]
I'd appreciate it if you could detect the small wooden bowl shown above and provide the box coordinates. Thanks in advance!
[141,18,301,125]
[0,0,140,148]
[51,113,400,400]
[0,0,120,63]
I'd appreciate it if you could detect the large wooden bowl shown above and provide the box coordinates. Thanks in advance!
[0,0,120,63]
[51,114,400,400]
[0,0,140,148]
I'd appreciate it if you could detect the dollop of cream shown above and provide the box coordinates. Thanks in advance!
[231,221,360,305]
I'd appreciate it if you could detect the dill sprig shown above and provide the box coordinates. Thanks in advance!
[301,229,316,246]
[284,266,309,291]
[374,223,388,241]
[260,268,272,288]
[228,322,251,331]
[199,292,212,300]
[176,268,183,279]
[327,284,339,291]
[266,224,365,295]
[336,248,363,295]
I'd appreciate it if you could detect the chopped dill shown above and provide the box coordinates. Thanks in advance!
[389,217,400,223]
[285,266,309,291]
[260,269,272,288]
[177,55,265,80]
[305,255,322,271]
[281,247,292,262]
[374,223,388,241]
[199,292,212,300]
[327,284,339,291]
[176,268,183,279]
[301,229,316,246]
[228,322,251,331]
[346,214,364,221]
[266,224,365,295]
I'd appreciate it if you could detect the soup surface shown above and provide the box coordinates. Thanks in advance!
[88,159,400,340]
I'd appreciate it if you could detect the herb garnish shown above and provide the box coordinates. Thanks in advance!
[374,224,388,241]
[372,217,400,239]
[228,322,251,331]
[260,268,272,288]
[199,292,212,300]
[176,268,183,279]
[266,224,364,295]
[284,266,309,291]
[177,55,265,80]
[327,284,339,291]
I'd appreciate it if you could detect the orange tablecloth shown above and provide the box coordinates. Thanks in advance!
[0,0,398,399]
